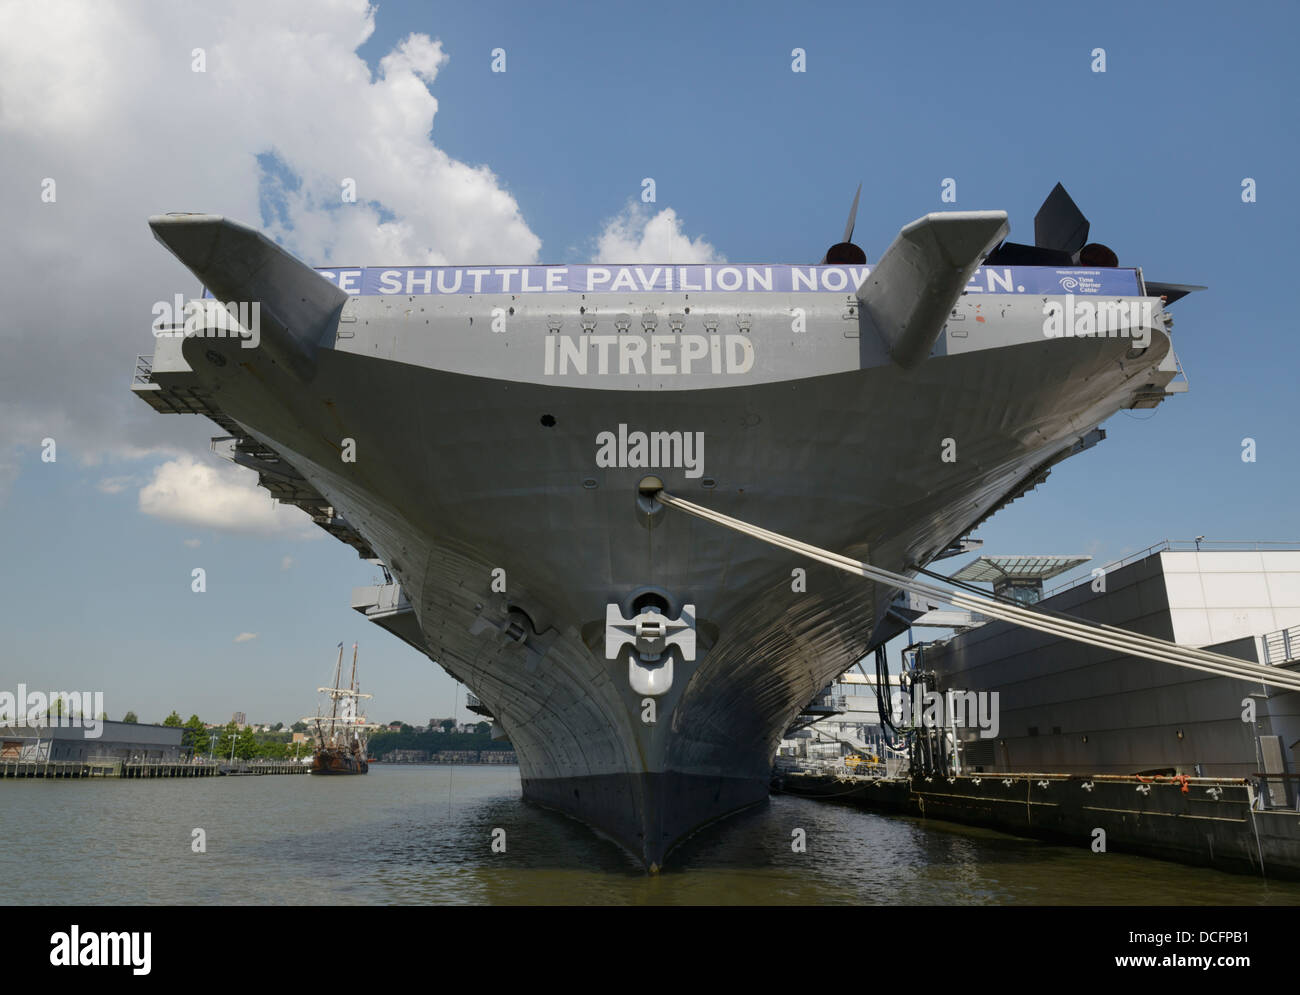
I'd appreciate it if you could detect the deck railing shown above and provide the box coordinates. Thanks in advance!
[132,354,154,385]
[1262,624,1300,666]
[1044,539,1300,599]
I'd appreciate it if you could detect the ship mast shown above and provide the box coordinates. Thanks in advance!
[304,642,377,752]
[330,642,344,724]
[348,642,360,751]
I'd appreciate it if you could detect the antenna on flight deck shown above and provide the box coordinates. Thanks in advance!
[821,183,867,264]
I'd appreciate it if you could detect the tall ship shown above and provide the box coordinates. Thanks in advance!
[133,184,1193,868]
[304,642,375,775]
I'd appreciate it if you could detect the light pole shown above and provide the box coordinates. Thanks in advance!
[208,731,218,760]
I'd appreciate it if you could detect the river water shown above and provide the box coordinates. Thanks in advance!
[7,764,1300,905]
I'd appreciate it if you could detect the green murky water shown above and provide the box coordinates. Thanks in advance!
[7,764,1300,905]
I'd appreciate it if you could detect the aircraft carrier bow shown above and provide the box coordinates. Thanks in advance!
[132,186,1190,869]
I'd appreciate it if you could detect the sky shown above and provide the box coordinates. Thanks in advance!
[1,0,1297,727]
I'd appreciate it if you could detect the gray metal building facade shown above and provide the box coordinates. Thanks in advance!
[924,546,1300,785]
[0,720,186,762]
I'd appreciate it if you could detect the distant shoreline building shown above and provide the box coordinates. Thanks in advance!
[0,719,185,763]
[386,749,429,762]
[376,748,517,764]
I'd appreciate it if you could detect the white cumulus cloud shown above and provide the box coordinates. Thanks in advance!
[138,457,316,537]
[234,632,258,643]
[593,203,723,263]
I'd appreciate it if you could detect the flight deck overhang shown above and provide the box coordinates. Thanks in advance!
[351,583,426,657]
[131,349,378,560]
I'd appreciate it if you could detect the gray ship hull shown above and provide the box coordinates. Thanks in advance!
[135,216,1184,868]
[523,771,769,864]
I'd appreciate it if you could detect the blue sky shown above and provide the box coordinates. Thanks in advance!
[2,0,1297,727]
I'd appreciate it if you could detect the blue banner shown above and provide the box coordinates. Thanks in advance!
[207,264,1142,298]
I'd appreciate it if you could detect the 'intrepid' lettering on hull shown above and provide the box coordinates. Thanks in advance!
[546,334,754,376]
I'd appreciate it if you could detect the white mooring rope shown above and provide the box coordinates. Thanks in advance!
[652,490,1300,693]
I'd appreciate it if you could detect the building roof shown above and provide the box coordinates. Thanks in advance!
[952,555,1091,584]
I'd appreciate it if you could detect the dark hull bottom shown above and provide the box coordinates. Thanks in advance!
[522,771,769,870]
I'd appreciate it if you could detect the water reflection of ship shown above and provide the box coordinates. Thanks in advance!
[304,642,378,775]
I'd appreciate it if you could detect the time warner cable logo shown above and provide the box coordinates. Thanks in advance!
[50,926,151,975]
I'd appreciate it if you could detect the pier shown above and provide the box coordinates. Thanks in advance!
[217,760,309,776]
[774,768,1300,879]
[0,758,309,778]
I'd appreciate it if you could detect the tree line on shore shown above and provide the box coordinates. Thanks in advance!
[92,709,515,761]
[159,712,310,760]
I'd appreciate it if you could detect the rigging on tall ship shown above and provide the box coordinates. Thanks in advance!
[303,642,378,775]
